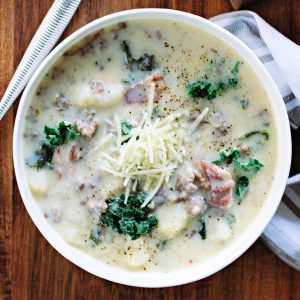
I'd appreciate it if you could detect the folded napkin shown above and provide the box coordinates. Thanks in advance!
[211,11,300,270]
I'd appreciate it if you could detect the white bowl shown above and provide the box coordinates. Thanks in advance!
[13,9,291,287]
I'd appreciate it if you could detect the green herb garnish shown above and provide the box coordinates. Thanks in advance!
[100,192,158,240]
[236,176,249,198]
[187,61,241,100]
[234,158,264,171]
[231,61,240,75]
[45,121,79,146]
[121,40,156,71]
[121,121,132,135]
[26,142,56,169]
[89,229,100,245]
[213,148,264,172]
[27,121,80,169]
[239,130,269,144]
[198,219,206,240]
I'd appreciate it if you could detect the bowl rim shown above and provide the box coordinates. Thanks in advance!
[13,8,291,288]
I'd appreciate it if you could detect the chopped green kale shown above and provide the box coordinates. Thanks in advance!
[231,61,240,75]
[26,142,56,169]
[239,130,269,144]
[121,40,155,71]
[99,192,158,240]
[89,229,100,245]
[198,219,206,240]
[213,148,240,165]
[213,148,264,172]
[121,121,132,135]
[45,121,79,146]
[234,158,264,171]
[27,121,80,169]
[187,61,241,100]
[213,148,263,200]
[236,176,249,198]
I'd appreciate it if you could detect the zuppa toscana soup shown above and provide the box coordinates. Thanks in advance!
[23,19,277,272]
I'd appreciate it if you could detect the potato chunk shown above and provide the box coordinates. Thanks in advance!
[207,217,232,242]
[124,239,150,269]
[27,168,55,198]
[76,83,124,108]
[156,202,189,239]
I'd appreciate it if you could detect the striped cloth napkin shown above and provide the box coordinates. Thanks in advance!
[211,11,300,270]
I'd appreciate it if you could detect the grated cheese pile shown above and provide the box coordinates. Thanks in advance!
[98,110,187,207]
[97,83,209,207]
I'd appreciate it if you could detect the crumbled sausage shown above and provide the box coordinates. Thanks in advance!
[178,162,198,194]
[75,110,99,138]
[86,198,108,216]
[53,93,70,110]
[187,196,207,216]
[125,72,167,104]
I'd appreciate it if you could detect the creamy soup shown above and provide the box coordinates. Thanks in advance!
[23,19,277,272]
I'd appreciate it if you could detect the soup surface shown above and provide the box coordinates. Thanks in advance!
[23,19,277,272]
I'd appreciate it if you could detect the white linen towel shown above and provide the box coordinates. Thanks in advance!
[211,11,300,270]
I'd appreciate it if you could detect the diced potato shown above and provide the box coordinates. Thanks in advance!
[27,168,55,198]
[156,202,189,239]
[63,225,86,248]
[124,239,150,268]
[99,175,123,199]
[207,218,232,242]
[76,83,124,108]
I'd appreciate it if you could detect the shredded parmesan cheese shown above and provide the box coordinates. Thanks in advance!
[95,87,208,207]
[188,107,209,134]
[98,109,186,207]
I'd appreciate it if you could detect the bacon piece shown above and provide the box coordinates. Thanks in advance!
[53,93,70,111]
[201,161,234,208]
[68,144,83,161]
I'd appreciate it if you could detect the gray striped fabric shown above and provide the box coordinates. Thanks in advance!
[211,11,300,270]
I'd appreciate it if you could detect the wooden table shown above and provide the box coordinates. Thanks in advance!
[1,0,300,299]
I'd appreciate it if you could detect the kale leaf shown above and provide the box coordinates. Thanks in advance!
[198,219,207,240]
[213,148,263,199]
[236,176,249,198]
[239,130,269,144]
[99,192,158,240]
[45,121,79,146]
[121,40,156,71]
[27,121,80,169]
[89,229,101,245]
[213,148,264,172]
[26,142,56,169]
[187,61,241,100]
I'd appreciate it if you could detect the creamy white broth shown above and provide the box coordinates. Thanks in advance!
[23,19,277,272]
